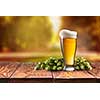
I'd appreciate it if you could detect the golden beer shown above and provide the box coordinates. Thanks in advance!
[63,38,76,65]
[59,29,77,71]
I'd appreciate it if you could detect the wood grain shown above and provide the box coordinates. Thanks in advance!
[88,62,100,78]
[0,62,20,78]
[0,61,99,83]
[11,62,52,78]
[52,71,94,79]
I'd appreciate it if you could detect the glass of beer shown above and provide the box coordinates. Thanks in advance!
[59,29,77,71]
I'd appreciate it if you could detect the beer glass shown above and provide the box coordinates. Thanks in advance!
[59,29,77,71]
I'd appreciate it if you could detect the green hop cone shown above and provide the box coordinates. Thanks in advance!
[45,66,51,71]
[49,62,54,66]
[84,62,92,70]
[80,64,85,70]
[75,66,80,70]
[40,63,45,69]
[54,59,58,64]
[44,60,48,64]
[57,61,62,66]
[50,57,56,61]
[52,66,57,71]
[57,67,63,71]
[34,64,41,70]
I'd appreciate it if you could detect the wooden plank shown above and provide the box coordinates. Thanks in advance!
[53,71,94,79]
[0,61,98,83]
[88,62,100,79]
[11,62,52,79]
[52,70,95,82]
[0,62,20,78]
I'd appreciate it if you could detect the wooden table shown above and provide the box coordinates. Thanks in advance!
[0,61,100,83]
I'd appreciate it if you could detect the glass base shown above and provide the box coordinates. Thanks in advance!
[63,66,75,71]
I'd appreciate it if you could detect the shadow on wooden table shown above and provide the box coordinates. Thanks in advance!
[0,78,98,83]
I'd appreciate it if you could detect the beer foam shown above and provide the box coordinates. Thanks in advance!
[59,29,77,39]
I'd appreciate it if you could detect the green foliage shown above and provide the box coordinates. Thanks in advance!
[74,57,92,70]
[34,56,92,71]
[34,57,64,71]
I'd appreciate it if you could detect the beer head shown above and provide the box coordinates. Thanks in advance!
[59,29,77,39]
